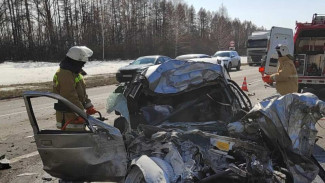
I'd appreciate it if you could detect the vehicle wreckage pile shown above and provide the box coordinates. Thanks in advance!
[107,60,325,183]
[22,60,325,183]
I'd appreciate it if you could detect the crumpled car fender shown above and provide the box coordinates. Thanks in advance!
[129,155,171,183]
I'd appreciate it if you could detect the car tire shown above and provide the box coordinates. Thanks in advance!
[228,62,232,71]
[248,63,253,66]
[236,61,241,71]
[125,166,146,183]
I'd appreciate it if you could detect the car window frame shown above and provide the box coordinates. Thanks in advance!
[156,57,165,64]
[164,56,171,62]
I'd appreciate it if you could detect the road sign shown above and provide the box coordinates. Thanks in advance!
[230,41,235,47]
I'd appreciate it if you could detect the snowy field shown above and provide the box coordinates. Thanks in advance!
[0,60,131,85]
[0,57,247,86]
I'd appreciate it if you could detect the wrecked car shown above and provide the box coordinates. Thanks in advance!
[111,60,247,130]
[24,60,325,182]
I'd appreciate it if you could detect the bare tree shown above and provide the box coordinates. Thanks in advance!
[0,0,264,61]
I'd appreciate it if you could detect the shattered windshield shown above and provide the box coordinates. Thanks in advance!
[213,52,230,57]
[131,57,156,65]
[247,39,268,48]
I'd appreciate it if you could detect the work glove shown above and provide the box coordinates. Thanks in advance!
[262,75,273,84]
[73,116,86,124]
[86,106,97,115]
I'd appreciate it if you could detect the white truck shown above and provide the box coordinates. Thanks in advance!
[247,31,270,66]
[260,26,294,74]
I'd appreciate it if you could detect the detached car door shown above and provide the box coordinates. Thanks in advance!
[23,91,127,182]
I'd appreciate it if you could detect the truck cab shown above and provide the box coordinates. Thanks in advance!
[247,31,270,66]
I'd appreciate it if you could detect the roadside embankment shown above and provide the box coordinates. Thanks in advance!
[0,74,118,100]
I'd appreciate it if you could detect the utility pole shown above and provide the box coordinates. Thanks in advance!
[100,0,105,60]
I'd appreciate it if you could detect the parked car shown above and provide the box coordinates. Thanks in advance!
[116,55,171,83]
[175,54,211,60]
[212,51,241,71]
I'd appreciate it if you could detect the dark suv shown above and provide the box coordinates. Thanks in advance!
[116,55,171,83]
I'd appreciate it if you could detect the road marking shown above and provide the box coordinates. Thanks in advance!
[0,106,52,118]
[0,110,27,117]
[92,95,110,100]
[1,94,109,118]
[24,135,34,139]
[17,173,38,177]
[10,151,39,163]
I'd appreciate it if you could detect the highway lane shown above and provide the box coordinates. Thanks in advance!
[0,65,323,182]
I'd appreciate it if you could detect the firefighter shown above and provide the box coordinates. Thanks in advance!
[53,46,97,130]
[262,44,298,95]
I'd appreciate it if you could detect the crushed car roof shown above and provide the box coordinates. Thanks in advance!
[144,60,228,94]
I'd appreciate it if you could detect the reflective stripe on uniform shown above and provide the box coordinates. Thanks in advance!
[53,74,59,87]
[54,73,83,87]
[75,74,83,84]
[56,122,85,130]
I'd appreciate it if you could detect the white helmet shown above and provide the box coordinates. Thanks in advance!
[66,46,93,62]
[275,44,290,57]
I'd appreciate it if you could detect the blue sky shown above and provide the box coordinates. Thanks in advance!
[185,0,324,30]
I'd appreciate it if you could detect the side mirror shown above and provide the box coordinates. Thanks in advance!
[231,55,235,58]
[157,61,162,64]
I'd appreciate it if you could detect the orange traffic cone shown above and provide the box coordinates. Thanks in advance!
[241,77,248,92]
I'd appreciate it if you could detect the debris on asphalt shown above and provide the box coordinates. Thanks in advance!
[247,92,255,96]
[0,155,11,170]
[42,177,52,181]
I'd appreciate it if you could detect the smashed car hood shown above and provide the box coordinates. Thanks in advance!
[144,60,227,94]
[247,93,324,157]
[235,93,325,183]
[118,63,154,71]
[126,93,325,183]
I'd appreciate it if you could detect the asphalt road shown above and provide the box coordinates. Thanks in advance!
[0,65,324,182]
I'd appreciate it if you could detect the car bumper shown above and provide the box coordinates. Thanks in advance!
[116,72,136,83]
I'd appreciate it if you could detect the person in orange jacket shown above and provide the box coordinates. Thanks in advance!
[53,46,98,130]
[262,44,298,95]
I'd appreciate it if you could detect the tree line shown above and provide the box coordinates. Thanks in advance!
[0,0,264,62]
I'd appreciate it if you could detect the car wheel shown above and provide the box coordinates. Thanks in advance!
[228,62,232,71]
[125,166,146,183]
[248,63,253,66]
[236,61,241,71]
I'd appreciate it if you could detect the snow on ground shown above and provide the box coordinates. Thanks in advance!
[0,60,131,85]
[0,57,247,86]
